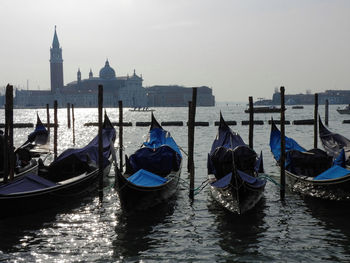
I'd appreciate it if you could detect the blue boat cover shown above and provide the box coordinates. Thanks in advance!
[209,116,245,155]
[129,126,182,176]
[143,128,181,156]
[208,114,265,188]
[27,115,49,145]
[0,174,56,195]
[127,169,167,186]
[210,170,266,189]
[333,148,346,167]
[270,121,306,162]
[313,165,350,180]
[47,116,116,181]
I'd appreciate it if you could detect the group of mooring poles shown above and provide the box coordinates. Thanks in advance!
[279,87,326,200]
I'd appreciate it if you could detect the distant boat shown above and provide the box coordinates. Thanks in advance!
[245,106,282,113]
[337,105,350,114]
[292,105,304,109]
[129,107,155,112]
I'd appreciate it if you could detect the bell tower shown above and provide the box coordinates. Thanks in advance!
[50,26,64,93]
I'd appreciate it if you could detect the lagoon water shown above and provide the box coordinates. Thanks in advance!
[1,104,350,262]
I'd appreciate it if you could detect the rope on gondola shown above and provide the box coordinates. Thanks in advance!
[178,177,209,195]
[258,174,281,188]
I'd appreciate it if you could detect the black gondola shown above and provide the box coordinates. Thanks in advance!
[319,117,350,159]
[115,113,182,212]
[270,119,350,200]
[0,113,116,218]
[207,113,266,214]
[0,114,49,184]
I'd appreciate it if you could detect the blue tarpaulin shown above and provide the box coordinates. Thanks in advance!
[270,122,306,162]
[0,174,56,195]
[210,170,266,189]
[127,169,167,186]
[313,165,350,180]
[129,127,182,176]
[143,128,181,156]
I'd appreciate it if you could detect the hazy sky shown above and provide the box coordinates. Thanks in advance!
[0,0,349,102]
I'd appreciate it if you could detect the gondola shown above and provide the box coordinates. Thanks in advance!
[0,113,116,218]
[319,117,350,158]
[115,113,182,212]
[270,120,350,200]
[0,114,49,184]
[207,113,266,214]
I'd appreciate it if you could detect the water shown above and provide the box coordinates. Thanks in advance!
[1,104,350,262]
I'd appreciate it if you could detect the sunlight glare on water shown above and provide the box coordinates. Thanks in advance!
[0,104,350,262]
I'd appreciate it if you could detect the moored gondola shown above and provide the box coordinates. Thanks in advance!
[0,114,50,184]
[207,113,266,214]
[115,113,182,212]
[0,113,116,218]
[270,120,350,200]
[319,117,350,158]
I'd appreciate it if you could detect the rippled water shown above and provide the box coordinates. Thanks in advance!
[1,104,350,262]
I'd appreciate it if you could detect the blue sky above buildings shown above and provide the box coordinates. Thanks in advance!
[0,0,349,102]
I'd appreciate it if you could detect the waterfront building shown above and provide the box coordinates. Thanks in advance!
[5,27,215,108]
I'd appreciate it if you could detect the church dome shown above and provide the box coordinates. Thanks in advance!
[99,60,116,79]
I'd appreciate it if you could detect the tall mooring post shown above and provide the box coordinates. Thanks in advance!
[4,84,14,182]
[325,99,329,126]
[118,100,123,173]
[189,87,197,199]
[98,85,104,201]
[314,93,318,149]
[54,100,58,160]
[46,103,50,132]
[248,96,254,149]
[280,86,286,200]
[72,104,75,145]
[67,103,71,129]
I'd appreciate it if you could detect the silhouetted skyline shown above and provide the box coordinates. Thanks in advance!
[0,0,349,101]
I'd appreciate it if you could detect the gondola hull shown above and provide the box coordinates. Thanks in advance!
[0,164,111,218]
[0,159,39,185]
[209,175,265,214]
[115,165,181,212]
[285,170,350,201]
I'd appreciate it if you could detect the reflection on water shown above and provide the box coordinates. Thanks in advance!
[207,195,271,262]
[1,106,350,262]
[112,196,177,261]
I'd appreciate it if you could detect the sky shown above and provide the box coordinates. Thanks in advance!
[0,0,349,102]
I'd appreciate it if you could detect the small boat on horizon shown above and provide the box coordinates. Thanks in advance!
[336,104,350,114]
[129,107,155,112]
[245,106,282,113]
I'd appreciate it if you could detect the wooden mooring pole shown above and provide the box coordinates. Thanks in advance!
[119,100,123,172]
[325,99,329,126]
[98,85,104,201]
[54,100,58,160]
[67,103,71,129]
[187,101,192,173]
[189,87,197,199]
[248,96,254,149]
[4,84,14,181]
[72,104,75,145]
[46,103,50,132]
[314,93,318,149]
[280,86,286,200]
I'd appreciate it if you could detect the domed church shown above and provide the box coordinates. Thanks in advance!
[65,59,147,107]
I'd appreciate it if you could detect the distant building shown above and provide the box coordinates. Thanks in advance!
[255,89,350,105]
[8,27,215,108]
[146,85,215,107]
